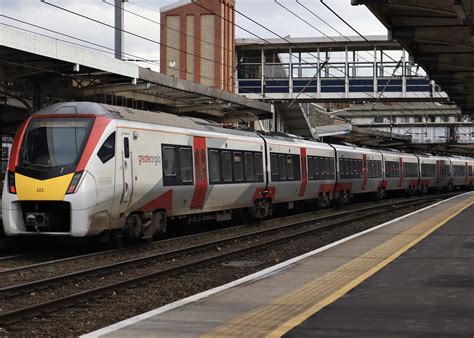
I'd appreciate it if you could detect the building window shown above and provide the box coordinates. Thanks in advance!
[373,116,384,124]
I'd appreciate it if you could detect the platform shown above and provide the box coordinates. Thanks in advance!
[84,192,474,337]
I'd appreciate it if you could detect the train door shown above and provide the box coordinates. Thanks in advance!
[190,136,208,209]
[120,134,134,208]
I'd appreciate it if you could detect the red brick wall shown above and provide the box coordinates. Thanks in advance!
[160,0,236,91]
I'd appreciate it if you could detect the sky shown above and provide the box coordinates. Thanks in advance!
[0,0,387,71]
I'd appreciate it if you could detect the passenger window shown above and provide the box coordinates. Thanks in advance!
[221,151,232,182]
[245,152,255,181]
[278,155,286,180]
[255,153,264,180]
[286,155,294,180]
[209,150,221,183]
[314,157,320,176]
[201,150,207,181]
[233,152,243,182]
[179,147,193,183]
[124,137,130,159]
[271,153,278,176]
[163,146,177,177]
[97,132,115,164]
[308,157,314,180]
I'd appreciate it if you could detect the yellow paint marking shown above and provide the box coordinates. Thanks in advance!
[16,173,74,201]
[201,196,474,338]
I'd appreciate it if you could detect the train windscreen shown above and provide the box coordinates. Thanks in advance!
[19,118,93,171]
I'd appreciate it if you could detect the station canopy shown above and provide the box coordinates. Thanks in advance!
[355,0,474,115]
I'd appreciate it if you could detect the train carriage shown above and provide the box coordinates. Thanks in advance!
[436,156,453,190]
[332,144,381,203]
[2,102,474,241]
[262,135,304,208]
[2,103,268,239]
[449,156,471,189]
[416,154,438,193]
[303,140,337,208]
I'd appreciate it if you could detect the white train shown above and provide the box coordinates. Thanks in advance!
[2,102,473,241]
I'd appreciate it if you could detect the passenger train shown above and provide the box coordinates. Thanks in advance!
[2,102,473,241]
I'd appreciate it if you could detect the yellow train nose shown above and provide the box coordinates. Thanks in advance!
[15,173,75,201]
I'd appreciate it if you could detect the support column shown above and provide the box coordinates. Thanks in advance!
[114,0,126,60]
[402,49,406,98]
[289,48,293,96]
[317,47,321,96]
[345,46,349,98]
[261,48,265,98]
[373,47,377,96]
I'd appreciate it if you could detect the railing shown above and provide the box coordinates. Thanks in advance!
[237,61,441,99]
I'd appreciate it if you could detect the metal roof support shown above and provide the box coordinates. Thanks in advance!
[114,0,127,60]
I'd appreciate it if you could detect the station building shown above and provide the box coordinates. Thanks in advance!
[160,0,235,91]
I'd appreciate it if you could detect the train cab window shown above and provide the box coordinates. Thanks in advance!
[179,148,193,183]
[208,150,221,183]
[245,152,255,181]
[278,155,286,180]
[97,132,115,164]
[233,152,244,182]
[255,153,264,181]
[307,157,314,180]
[124,137,130,159]
[469,165,473,176]
[286,155,294,180]
[221,151,232,182]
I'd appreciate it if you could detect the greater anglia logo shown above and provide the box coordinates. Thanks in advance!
[138,155,159,166]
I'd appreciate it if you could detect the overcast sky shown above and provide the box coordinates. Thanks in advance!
[0,0,387,71]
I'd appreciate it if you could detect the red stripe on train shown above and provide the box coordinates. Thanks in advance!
[298,148,308,197]
[7,118,30,172]
[139,189,173,213]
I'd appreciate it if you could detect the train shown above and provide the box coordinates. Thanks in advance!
[2,102,474,241]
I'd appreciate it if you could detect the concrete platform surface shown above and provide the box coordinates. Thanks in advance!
[83,192,474,338]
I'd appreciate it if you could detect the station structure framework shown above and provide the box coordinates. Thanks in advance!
[236,36,447,103]
[354,0,474,116]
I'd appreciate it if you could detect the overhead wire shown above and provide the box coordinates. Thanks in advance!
[318,0,457,119]
[40,1,230,69]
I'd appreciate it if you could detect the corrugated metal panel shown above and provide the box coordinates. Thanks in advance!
[457,126,474,143]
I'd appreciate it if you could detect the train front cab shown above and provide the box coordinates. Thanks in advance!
[2,112,117,238]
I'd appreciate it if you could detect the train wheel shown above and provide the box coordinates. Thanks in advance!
[252,199,273,220]
[336,192,345,208]
[375,188,385,201]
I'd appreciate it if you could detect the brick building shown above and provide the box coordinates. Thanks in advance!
[160,0,235,91]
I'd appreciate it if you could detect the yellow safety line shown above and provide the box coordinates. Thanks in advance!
[266,200,474,337]
[200,196,474,338]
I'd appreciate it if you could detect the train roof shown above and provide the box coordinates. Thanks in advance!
[34,102,259,139]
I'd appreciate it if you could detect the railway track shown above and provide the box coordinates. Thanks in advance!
[0,193,456,325]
